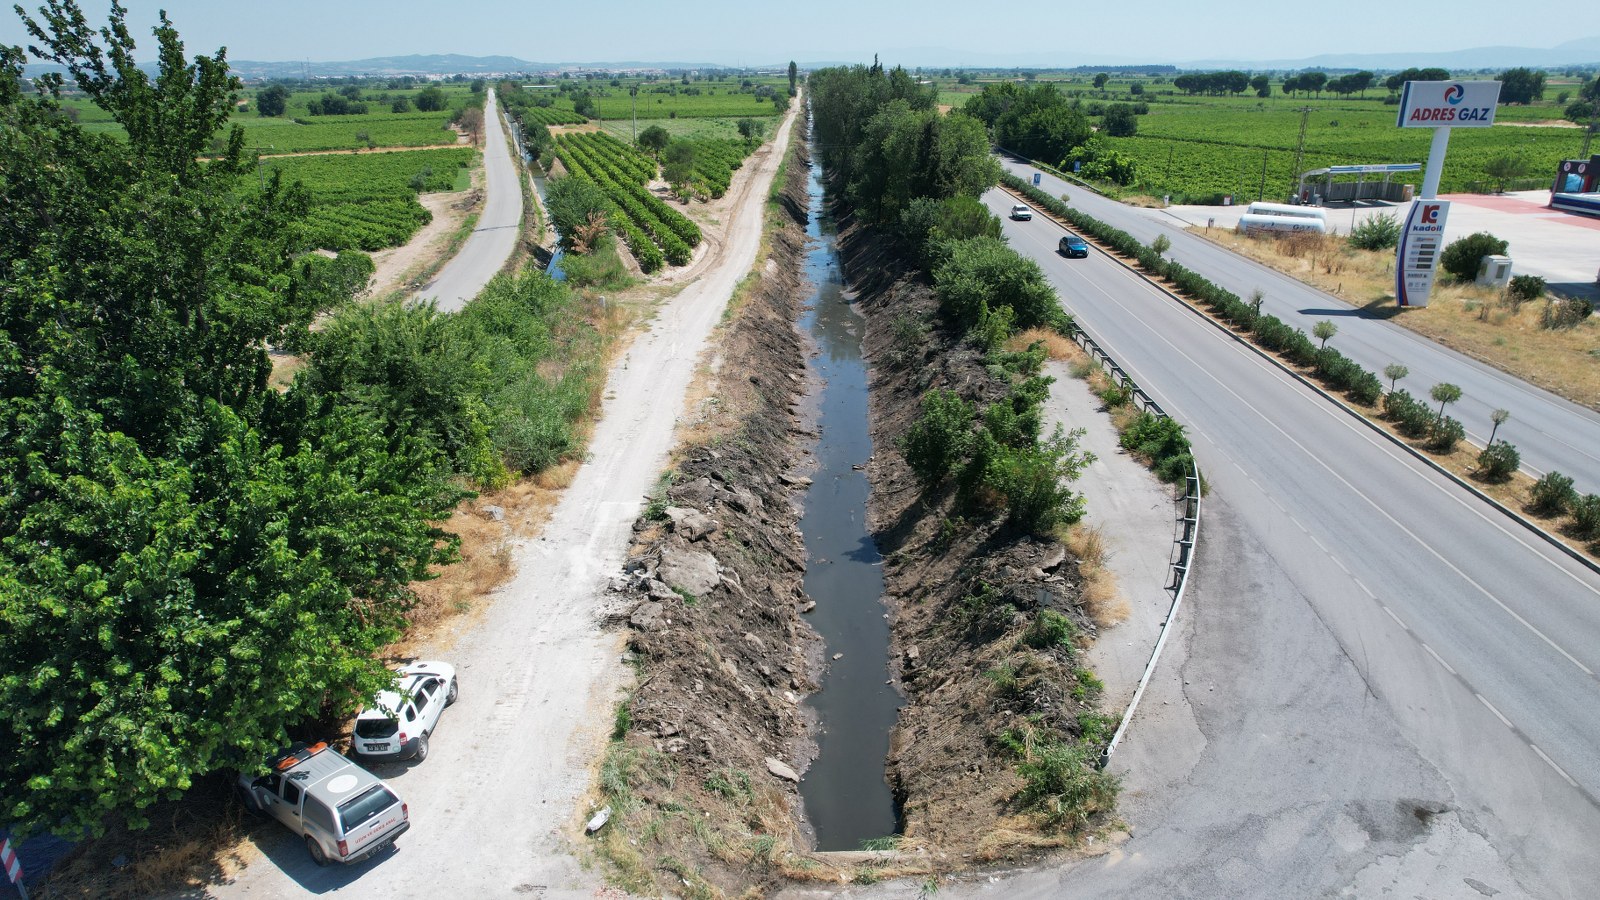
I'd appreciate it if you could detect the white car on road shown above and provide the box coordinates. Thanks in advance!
[352,661,458,763]
[1010,203,1034,220]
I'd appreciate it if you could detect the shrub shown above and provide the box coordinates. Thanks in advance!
[1348,212,1401,250]
[1154,450,1195,484]
[1014,738,1119,832]
[1120,412,1191,483]
[1571,494,1600,539]
[1476,441,1520,481]
[1282,328,1318,367]
[1349,370,1385,406]
[958,582,1016,639]
[1427,416,1464,452]
[1529,471,1576,515]
[1540,297,1594,330]
[1314,347,1357,387]
[1020,609,1078,650]
[1385,389,1434,438]
[1507,274,1546,303]
[1440,231,1509,282]
[982,426,1093,533]
[1253,314,1292,350]
[902,389,976,485]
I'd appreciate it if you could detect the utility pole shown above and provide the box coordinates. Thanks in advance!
[1258,149,1268,201]
[1290,105,1311,202]
[630,86,638,144]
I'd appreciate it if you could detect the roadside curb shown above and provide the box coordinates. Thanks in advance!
[1001,183,1600,579]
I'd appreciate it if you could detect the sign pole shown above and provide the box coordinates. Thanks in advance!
[1393,81,1502,307]
[1420,125,1452,199]
[0,834,25,900]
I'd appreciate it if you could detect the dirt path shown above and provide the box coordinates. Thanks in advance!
[365,184,481,299]
[205,94,801,900]
[1037,361,1179,714]
[259,137,466,159]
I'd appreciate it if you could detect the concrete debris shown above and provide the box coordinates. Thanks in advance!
[657,545,720,597]
[765,757,801,782]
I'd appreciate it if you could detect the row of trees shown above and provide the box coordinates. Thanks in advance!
[962,82,1092,177]
[1,2,595,837]
[810,62,999,224]
[1173,71,1250,96]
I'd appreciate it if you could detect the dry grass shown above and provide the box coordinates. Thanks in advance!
[1061,524,1128,627]
[266,352,307,391]
[37,785,250,900]
[1008,327,1078,361]
[1121,194,1167,209]
[1198,227,1600,410]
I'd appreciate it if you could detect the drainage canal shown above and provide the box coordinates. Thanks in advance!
[794,135,903,850]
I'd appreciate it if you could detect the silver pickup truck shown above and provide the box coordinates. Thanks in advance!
[236,742,410,866]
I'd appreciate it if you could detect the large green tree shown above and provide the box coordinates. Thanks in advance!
[0,2,459,837]
[1496,67,1546,105]
[256,83,288,116]
[963,82,1091,166]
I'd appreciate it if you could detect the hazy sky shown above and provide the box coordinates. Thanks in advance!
[0,0,1586,66]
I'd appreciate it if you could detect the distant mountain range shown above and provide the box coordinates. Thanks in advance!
[19,38,1600,82]
[855,38,1600,71]
[1186,36,1600,72]
[21,53,744,81]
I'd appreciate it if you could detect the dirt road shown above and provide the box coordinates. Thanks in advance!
[206,100,800,899]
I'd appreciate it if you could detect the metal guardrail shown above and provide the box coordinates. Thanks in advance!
[1064,321,1203,770]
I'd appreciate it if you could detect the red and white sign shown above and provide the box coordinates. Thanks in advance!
[1,835,22,884]
[1396,199,1452,308]
[1396,81,1501,129]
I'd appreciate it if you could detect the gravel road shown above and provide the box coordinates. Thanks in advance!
[206,96,800,900]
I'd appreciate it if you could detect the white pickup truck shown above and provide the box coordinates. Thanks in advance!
[236,742,409,866]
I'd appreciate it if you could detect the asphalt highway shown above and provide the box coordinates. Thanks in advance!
[976,186,1600,896]
[1003,159,1600,496]
[418,88,522,313]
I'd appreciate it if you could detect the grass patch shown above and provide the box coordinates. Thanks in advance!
[1199,228,1600,410]
[1060,523,1128,627]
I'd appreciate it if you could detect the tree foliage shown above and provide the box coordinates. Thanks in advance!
[1174,71,1249,95]
[545,175,611,251]
[1496,68,1546,105]
[637,123,670,156]
[0,2,472,837]
[1102,103,1137,137]
[256,83,288,116]
[1385,68,1451,91]
[964,82,1092,169]
[415,84,447,112]
[933,237,1061,332]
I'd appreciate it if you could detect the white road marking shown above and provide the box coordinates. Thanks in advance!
[1476,693,1514,729]
[1383,605,1408,631]
[1422,643,1458,676]
[1531,744,1580,787]
[1051,257,1598,678]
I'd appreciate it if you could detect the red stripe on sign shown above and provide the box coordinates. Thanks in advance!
[1,836,22,883]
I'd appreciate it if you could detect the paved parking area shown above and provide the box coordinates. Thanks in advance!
[1160,190,1600,300]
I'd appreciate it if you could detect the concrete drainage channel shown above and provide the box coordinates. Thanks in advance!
[792,131,905,852]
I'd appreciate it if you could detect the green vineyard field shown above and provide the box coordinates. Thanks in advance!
[260,147,476,251]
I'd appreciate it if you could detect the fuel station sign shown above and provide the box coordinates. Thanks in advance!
[1396,81,1501,129]
[1396,199,1451,308]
